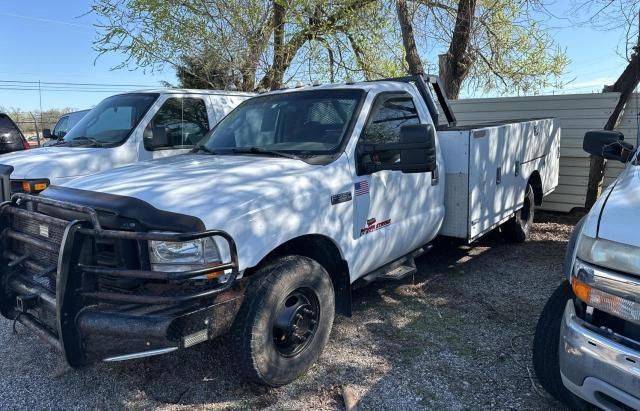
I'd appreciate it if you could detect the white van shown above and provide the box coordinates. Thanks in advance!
[0,89,252,193]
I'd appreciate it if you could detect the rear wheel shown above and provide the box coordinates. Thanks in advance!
[231,255,335,386]
[532,281,592,410]
[502,184,535,243]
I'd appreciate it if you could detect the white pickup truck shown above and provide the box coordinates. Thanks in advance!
[0,89,251,194]
[534,130,639,410]
[0,76,559,386]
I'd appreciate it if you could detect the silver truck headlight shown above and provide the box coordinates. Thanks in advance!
[572,260,640,325]
[149,236,221,273]
[577,235,640,276]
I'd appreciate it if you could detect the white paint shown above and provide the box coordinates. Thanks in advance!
[438,118,561,240]
[61,81,559,283]
[0,89,252,185]
[450,92,639,212]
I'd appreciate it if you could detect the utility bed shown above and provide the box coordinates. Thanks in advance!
[437,117,561,241]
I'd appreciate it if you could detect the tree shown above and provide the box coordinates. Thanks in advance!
[395,0,569,99]
[92,0,388,91]
[93,0,276,91]
[396,0,424,74]
[437,0,476,99]
[578,2,640,208]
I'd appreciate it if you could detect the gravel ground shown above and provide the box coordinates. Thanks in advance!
[0,212,583,410]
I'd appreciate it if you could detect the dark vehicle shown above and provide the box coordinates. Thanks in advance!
[0,113,29,154]
[43,109,90,144]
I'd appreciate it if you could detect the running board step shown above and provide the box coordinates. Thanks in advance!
[360,245,431,284]
[376,265,417,281]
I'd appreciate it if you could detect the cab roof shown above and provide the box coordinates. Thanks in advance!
[263,80,418,96]
[125,88,255,97]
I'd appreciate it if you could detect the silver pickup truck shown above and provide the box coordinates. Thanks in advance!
[533,130,639,410]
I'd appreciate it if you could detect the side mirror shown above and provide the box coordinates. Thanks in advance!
[42,129,53,139]
[398,124,437,173]
[583,130,635,163]
[144,126,169,149]
[357,124,437,174]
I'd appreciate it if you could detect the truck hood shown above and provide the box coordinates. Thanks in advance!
[62,154,334,227]
[0,146,115,181]
[596,165,640,247]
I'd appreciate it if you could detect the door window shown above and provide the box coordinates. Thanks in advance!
[362,94,420,144]
[360,93,420,167]
[144,97,210,150]
[53,116,69,137]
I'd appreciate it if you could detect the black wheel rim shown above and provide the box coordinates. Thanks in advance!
[272,287,320,357]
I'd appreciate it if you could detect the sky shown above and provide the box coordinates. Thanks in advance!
[0,0,633,111]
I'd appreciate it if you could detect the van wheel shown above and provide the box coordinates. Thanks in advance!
[502,184,534,242]
[231,256,335,387]
[533,281,592,410]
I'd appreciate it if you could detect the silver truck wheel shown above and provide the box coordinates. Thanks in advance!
[230,255,335,386]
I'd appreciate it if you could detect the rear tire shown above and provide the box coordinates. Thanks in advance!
[231,255,335,386]
[532,281,592,410]
[502,184,535,243]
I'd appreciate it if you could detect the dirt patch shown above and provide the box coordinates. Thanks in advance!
[0,212,579,410]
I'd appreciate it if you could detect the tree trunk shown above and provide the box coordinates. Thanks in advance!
[438,0,476,99]
[267,0,287,90]
[585,44,640,209]
[396,0,423,75]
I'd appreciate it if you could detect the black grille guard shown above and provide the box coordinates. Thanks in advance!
[1,193,240,304]
[0,193,240,365]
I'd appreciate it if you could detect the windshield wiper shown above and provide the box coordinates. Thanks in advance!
[192,145,223,155]
[230,147,301,160]
[69,136,103,147]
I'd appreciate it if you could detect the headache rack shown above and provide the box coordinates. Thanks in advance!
[0,193,239,365]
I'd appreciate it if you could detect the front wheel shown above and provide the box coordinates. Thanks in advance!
[230,256,335,386]
[532,281,592,410]
[502,184,535,243]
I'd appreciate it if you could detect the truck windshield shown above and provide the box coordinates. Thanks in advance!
[198,89,363,155]
[61,93,158,146]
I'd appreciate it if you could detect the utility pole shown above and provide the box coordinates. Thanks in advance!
[38,80,43,143]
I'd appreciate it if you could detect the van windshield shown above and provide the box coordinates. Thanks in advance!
[198,89,363,155]
[61,94,158,146]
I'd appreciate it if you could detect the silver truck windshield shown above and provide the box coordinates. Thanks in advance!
[199,89,363,155]
[61,93,158,146]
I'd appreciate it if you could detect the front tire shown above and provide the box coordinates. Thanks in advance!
[532,281,592,410]
[502,184,535,243]
[231,256,335,386]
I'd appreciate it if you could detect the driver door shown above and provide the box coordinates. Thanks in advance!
[354,92,437,272]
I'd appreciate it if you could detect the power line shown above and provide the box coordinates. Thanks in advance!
[0,80,161,88]
[0,87,141,93]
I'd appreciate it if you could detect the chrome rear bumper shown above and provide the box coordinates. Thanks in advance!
[559,300,640,410]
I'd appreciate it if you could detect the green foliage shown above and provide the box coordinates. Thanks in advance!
[93,0,568,95]
[411,0,569,96]
[468,0,570,94]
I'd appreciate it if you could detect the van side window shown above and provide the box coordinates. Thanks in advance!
[144,97,210,150]
[361,94,420,144]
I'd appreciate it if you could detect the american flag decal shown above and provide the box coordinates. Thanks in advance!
[355,180,369,196]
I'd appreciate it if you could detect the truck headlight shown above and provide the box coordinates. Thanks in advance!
[571,261,640,325]
[149,236,222,273]
[577,235,640,276]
